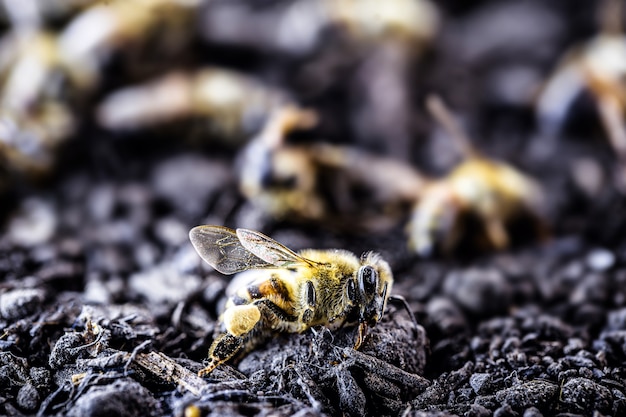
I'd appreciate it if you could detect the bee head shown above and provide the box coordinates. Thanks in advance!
[347,252,393,328]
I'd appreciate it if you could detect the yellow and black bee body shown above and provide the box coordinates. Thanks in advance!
[189,226,393,376]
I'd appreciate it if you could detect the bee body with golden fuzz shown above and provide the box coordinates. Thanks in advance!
[189,226,393,376]
[410,96,546,256]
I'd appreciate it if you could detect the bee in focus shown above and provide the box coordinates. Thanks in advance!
[189,225,393,376]
[408,96,545,256]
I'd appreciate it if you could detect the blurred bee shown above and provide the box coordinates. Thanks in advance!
[408,96,545,257]
[188,225,394,376]
[0,30,76,177]
[56,0,199,90]
[238,106,426,230]
[97,68,289,144]
[0,0,200,179]
[536,0,626,184]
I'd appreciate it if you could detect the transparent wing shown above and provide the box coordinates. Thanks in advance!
[236,228,318,268]
[189,225,275,274]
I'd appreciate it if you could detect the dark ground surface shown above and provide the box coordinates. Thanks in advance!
[2,1,626,416]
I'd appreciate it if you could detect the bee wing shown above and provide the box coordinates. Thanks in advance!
[189,225,276,274]
[236,228,318,268]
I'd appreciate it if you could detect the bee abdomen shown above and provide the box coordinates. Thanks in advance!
[248,275,292,302]
[226,274,294,313]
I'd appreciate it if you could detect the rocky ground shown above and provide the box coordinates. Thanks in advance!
[1,1,626,416]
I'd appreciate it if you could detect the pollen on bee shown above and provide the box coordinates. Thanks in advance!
[223,304,262,336]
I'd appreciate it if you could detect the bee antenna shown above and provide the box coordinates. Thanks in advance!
[425,94,477,159]
[387,295,419,334]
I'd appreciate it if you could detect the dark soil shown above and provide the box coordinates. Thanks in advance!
[2,1,626,416]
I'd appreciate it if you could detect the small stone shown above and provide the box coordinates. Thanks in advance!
[133,242,160,269]
[0,288,45,320]
[66,378,159,417]
[493,404,519,417]
[8,198,57,247]
[586,249,615,272]
[29,367,51,390]
[151,154,231,217]
[444,268,511,315]
[495,379,558,411]
[153,217,188,247]
[426,296,468,335]
[129,264,202,305]
[607,308,626,330]
[470,373,493,395]
[560,377,612,414]
[467,404,492,417]
[17,383,40,412]
[87,184,116,221]
[522,407,543,417]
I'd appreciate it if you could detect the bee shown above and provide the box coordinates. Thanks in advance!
[408,95,545,256]
[536,0,626,184]
[238,106,426,230]
[96,68,290,144]
[0,30,76,177]
[188,225,394,377]
[57,0,199,90]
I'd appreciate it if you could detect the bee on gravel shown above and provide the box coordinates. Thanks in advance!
[189,225,394,376]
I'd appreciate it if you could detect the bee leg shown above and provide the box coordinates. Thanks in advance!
[199,304,262,377]
[199,333,244,377]
[484,217,509,250]
[301,280,316,324]
[353,322,368,350]
[249,297,297,323]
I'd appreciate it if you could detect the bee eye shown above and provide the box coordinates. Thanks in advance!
[358,266,378,296]
[347,279,357,304]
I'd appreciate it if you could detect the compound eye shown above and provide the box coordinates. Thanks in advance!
[347,279,358,304]
[359,266,378,295]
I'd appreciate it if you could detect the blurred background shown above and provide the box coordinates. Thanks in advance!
[3,0,626,415]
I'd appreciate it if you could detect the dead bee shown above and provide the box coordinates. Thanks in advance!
[0,0,222,178]
[188,225,393,376]
[238,106,426,230]
[408,96,545,256]
[536,0,626,181]
[57,0,198,90]
[0,30,76,176]
[97,68,289,143]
